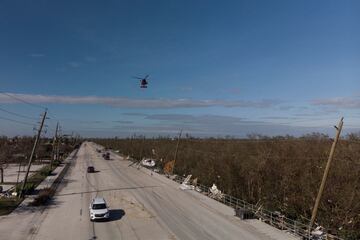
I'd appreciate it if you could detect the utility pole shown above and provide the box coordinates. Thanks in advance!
[139,136,145,161]
[172,129,182,174]
[56,126,62,162]
[56,136,60,162]
[50,122,59,170]
[19,110,47,198]
[309,117,344,230]
[16,156,26,185]
[0,166,3,183]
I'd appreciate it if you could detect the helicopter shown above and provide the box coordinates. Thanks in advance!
[133,75,149,88]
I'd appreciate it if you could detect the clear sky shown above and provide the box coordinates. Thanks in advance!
[0,0,359,137]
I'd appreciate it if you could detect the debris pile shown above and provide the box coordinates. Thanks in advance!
[141,159,156,167]
[179,175,195,190]
[209,184,224,200]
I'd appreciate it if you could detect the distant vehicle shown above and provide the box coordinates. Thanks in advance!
[89,197,109,221]
[102,152,110,160]
[133,74,149,88]
[87,166,95,173]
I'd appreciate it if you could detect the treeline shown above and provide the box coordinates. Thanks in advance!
[0,136,79,165]
[92,132,360,239]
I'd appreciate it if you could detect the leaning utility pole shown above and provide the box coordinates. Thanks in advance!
[19,110,47,198]
[139,136,145,161]
[309,117,344,230]
[50,122,59,170]
[56,126,62,162]
[172,129,182,174]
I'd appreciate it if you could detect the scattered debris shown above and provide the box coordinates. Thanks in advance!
[192,177,198,186]
[141,159,156,167]
[209,184,224,200]
[163,160,175,174]
[311,226,325,239]
[179,175,195,190]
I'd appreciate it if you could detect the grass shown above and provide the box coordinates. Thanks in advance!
[0,197,21,215]
[0,164,58,216]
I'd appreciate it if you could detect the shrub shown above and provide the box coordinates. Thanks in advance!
[30,188,55,206]
[16,183,35,195]
[39,166,52,176]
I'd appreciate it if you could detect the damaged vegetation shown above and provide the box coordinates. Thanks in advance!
[0,136,79,215]
[94,132,360,239]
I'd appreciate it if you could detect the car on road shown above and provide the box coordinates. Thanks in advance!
[102,152,110,160]
[87,166,95,173]
[89,197,110,221]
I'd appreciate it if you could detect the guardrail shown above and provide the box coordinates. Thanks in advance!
[172,175,343,240]
[50,148,79,192]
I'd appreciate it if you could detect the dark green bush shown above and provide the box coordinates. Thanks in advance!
[16,183,35,195]
[39,166,52,176]
[30,188,55,206]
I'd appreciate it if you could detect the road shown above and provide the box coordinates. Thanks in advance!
[0,142,297,240]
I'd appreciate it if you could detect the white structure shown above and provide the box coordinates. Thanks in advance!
[179,175,194,190]
[209,184,224,200]
[141,159,156,167]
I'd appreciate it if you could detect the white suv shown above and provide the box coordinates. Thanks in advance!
[89,197,110,221]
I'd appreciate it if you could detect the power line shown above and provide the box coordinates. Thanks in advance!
[0,92,47,110]
[0,116,36,126]
[0,106,38,120]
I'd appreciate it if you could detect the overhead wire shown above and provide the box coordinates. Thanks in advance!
[0,106,39,120]
[0,92,47,110]
[0,92,64,137]
[0,116,36,127]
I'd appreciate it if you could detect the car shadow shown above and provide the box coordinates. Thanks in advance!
[108,209,125,221]
[94,209,125,222]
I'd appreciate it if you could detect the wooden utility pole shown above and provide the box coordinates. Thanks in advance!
[172,129,182,174]
[50,122,59,170]
[139,136,145,161]
[56,125,62,162]
[16,156,25,185]
[19,110,47,198]
[309,117,344,229]
[0,167,3,183]
[56,136,60,162]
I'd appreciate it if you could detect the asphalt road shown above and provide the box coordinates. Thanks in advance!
[1,142,297,240]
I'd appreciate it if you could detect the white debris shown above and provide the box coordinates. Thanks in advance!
[209,184,224,200]
[179,175,195,190]
[141,159,156,167]
[311,226,325,237]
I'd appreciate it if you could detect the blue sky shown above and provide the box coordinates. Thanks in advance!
[0,0,359,137]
